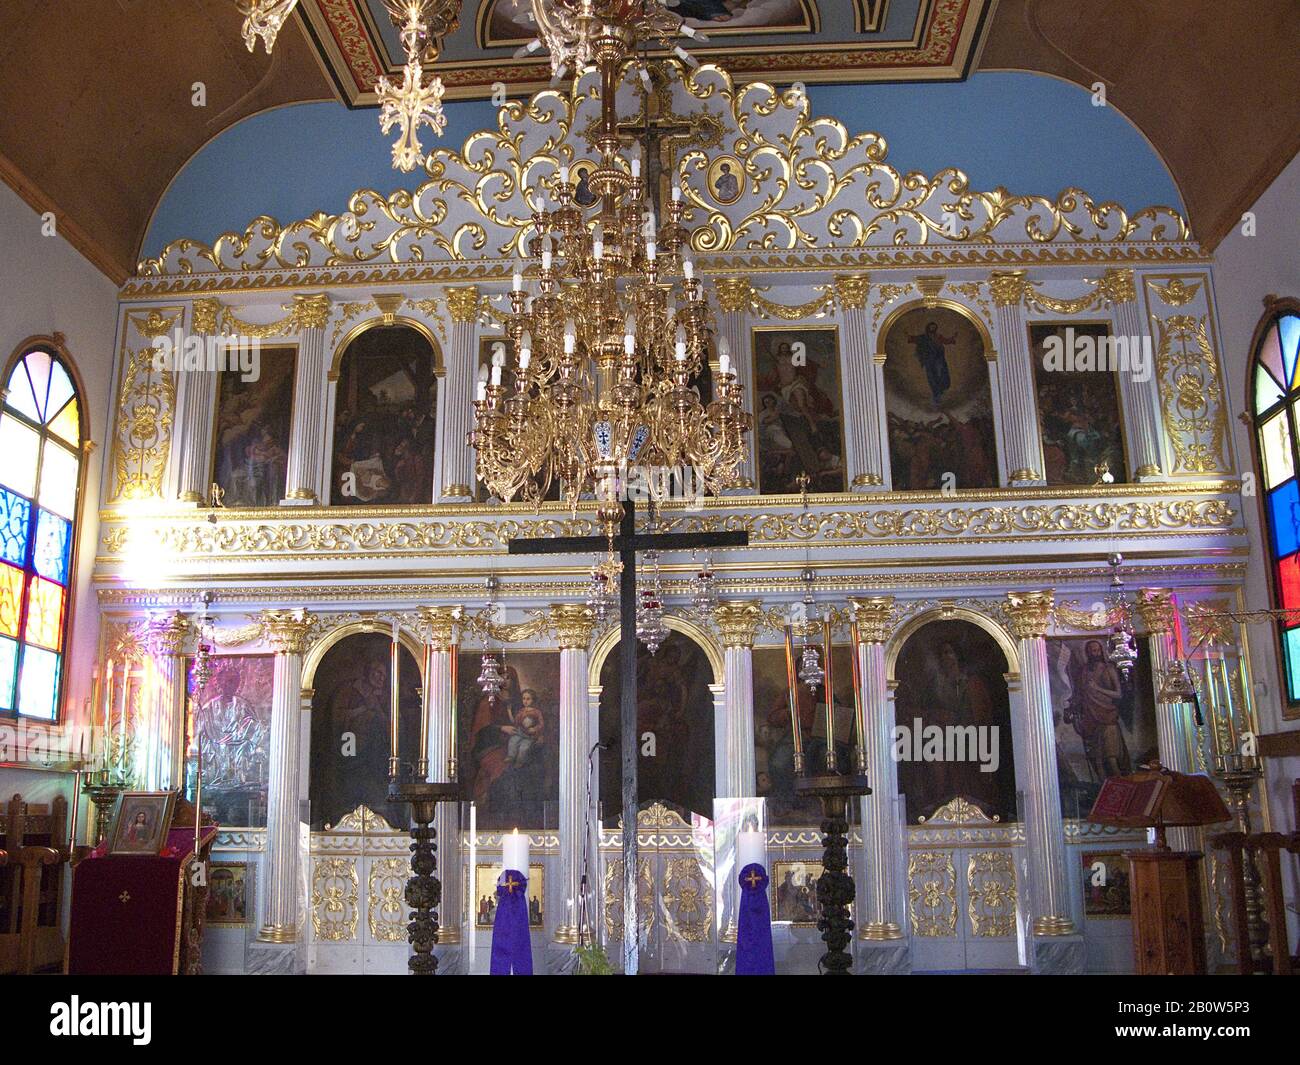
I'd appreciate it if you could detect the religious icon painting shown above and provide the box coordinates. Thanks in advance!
[752,326,847,495]
[210,345,295,507]
[770,860,826,925]
[108,791,176,856]
[1081,852,1131,919]
[882,305,999,491]
[475,338,560,502]
[308,632,423,831]
[206,862,249,925]
[481,0,815,43]
[329,324,438,505]
[569,159,600,209]
[891,619,1018,824]
[1029,323,1130,485]
[706,154,743,205]
[190,655,273,828]
[1048,635,1158,819]
[472,863,545,928]
[457,649,560,831]
[752,644,857,825]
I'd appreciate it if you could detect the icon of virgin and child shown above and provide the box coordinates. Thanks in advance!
[463,660,558,829]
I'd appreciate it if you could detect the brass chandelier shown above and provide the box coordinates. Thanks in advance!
[469,17,751,516]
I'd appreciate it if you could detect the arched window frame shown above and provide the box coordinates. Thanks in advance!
[0,336,89,723]
[1247,296,1300,711]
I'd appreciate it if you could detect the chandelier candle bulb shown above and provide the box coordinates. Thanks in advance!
[475,368,488,402]
[631,157,641,179]
[389,621,401,779]
[719,351,731,377]
[490,363,503,387]
[672,186,682,203]
[646,240,656,262]
[542,249,553,272]
[503,828,529,873]
[512,271,522,292]
[683,257,693,280]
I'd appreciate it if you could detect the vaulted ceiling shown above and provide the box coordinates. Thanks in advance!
[2,0,1297,283]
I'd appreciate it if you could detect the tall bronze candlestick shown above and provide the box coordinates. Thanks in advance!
[100,659,114,782]
[418,642,432,779]
[822,618,836,772]
[849,622,866,773]
[448,642,459,782]
[783,625,805,775]
[389,622,401,780]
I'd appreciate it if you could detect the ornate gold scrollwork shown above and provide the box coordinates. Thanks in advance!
[603,857,656,943]
[907,851,957,937]
[967,851,1017,938]
[662,858,714,944]
[311,857,360,942]
[109,347,175,503]
[368,858,409,943]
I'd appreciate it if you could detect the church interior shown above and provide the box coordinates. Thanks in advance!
[1,0,1299,980]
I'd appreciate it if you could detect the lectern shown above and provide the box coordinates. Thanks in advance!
[1087,764,1231,975]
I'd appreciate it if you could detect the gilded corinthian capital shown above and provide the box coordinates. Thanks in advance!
[848,596,895,644]
[1098,268,1136,305]
[443,286,481,324]
[146,611,190,657]
[832,274,871,312]
[549,604,597,649]
[713,278,753,314]
[1003,590,1054,640]
[260,609,313,655]
[988,270,1027,308]
[418,605,463,649]
[714,600,764,648]
[292,293,331,331]
[1135,588,1176,635]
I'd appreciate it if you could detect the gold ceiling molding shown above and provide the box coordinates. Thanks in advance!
[192,293,331,338]
[98,496,1237,562]
[135,63,1193,282]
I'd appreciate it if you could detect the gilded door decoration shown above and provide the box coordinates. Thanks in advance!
[368,858,408,943]
[311,857,360,942]
[907,851,957,937]
[110,346,176,502]
[967,852,1017,937]
[662,857,713,944]
[921,797,1000,825]
[603,857,655,942]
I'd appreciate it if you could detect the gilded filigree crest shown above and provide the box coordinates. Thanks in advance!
[108,346,175,502]
[1151,313,1229,474]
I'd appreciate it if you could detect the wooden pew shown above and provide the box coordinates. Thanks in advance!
[0,792,70,974]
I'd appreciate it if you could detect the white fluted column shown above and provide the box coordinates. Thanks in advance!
[551,605,598,944]
[715,601,763,798]
[440,287,479,500]
[834,276,884,490]
[283,295,331,503]
[1110,270,1164,480]
[990,272,1046,487]
[145,611,190,791]
[173,302,219,503]
[258,609,312,943]
[849,597,905,941]
[714,279,756,491]
[1005,590,1076,936]
[415,607,462,945]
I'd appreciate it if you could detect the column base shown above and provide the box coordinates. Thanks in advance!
[244,939,302,975]
[855,938,911,974]
[1134,464,1163,482]
[1032,914,1077,936]
[256,923,298,944]
[1008,469,1045,487]
[859,920,904,941]
[723,477,756,494]
[1028,931,1085,974]
[553,924,582,945]
[441,483,474,500]
[851,473,883,491]
[176,491,205,505]
[281,488,318,506]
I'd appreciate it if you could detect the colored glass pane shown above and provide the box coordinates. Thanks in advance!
[44,363,73,427]
[0,488,30,567]
[1268,479,1300,556]
[1256,363,1285,414]
[1259,410,1295,489]
[17,646,59,720]
[0,415,39,497]
[1281,315,1300,390]
[37,440,78,519]
[48,399,79,445]
[0,564,21,638]
[24,576,64,651]
[1258,322,1285,388]
[0,637,15,711]
[1279,554,1300,611]
[1286,629,1300,702]
[20,351,52,420]
[33,509,70,585]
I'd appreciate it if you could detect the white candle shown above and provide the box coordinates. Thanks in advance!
[737,830,766,871]
[683,258,694,280]
[519,347,531,371]
[672,185,682,203]
[512,270,522,292]
[646,241,656,262]
[559,164,570,185]
[631,157,641,179]
[503,828,529,873]
[490,364,502,386]
[541,249,553,272]
[719,351,731,377]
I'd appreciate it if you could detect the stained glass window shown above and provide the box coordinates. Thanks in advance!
[0,348,83,720]
[1251,303,1300,707]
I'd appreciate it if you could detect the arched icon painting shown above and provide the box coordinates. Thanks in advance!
[707,155,743,205]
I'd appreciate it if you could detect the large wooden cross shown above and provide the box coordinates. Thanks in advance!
[508,497,747,974]
[617,81,704,216]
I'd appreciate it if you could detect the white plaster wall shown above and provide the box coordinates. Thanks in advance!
[0,180,117,830]
[1211,149,1300,944]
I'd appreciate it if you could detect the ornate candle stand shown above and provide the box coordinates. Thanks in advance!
[794,770,871,975]
[1218,765,1270,966]
[387,778,460,975]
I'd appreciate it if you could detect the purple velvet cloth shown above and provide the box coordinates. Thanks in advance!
[736,863,775,975]
[490,869,534,975]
